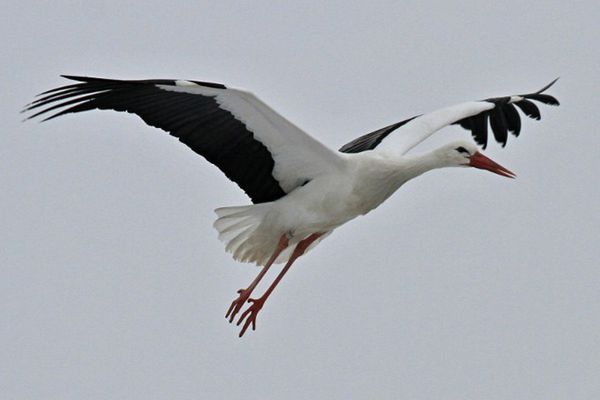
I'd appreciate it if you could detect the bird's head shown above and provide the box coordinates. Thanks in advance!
[438,141,516,178]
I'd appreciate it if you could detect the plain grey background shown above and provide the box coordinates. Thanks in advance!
[3,1,599,399]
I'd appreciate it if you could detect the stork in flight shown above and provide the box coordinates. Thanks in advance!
[23,76,559,337]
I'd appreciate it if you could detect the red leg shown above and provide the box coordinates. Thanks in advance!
[225,234,289,322]
[237,233,323,337]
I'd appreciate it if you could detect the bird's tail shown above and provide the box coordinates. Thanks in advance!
[213,204,273,266]
[214,203,332,266]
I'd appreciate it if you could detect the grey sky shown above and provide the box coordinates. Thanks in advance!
[2,1,599,399]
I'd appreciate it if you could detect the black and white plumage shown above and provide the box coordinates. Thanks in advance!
[339,78,559,153]
[25,76,342,204]
[23,76,559,336]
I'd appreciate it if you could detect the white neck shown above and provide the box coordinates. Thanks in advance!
[343,148,452,215]
[390,148,449,183]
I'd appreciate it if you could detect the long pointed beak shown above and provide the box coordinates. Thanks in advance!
[469,152,516,178]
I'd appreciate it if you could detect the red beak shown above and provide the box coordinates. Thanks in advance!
[469,152,516,178]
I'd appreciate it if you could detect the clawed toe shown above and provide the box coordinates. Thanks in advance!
[225,288,251,323]
[236,297,265,337]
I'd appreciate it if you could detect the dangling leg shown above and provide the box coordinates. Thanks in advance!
[236,232,323,337]
[226,234,289,322]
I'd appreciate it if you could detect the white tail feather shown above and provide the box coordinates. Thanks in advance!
[213,204,273,266]
[213,204,332,266]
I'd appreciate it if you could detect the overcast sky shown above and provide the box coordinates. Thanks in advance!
[2,1,599,399]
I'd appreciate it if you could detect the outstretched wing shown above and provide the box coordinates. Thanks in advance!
[23,76,344,203]
[339,79,560,154]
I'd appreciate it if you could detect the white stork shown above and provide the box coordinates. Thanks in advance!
[23,76,559,337]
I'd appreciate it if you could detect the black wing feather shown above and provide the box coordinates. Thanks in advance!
[503,103,521,137]
[339,116,417,153]
[489,104,509,147]
[522,93,559,106]
[470,114,489,148]
[23,76,286,204]
[514,99,541,120]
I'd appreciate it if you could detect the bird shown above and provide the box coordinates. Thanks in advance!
[23,75,559,337]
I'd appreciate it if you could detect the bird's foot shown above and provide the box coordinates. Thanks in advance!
[225,288,253,323]
[236,297,266,337]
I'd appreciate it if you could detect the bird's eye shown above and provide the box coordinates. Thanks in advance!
[455,146,469,154]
